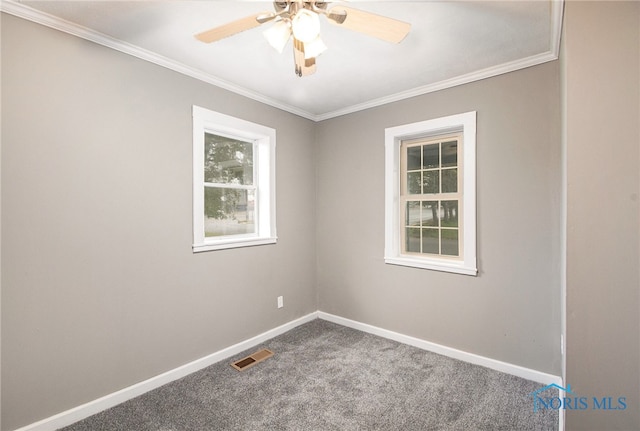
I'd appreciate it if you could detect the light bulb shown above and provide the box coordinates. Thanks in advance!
[263,20,292,53]
[303,36,327,59]
[291,9,321,43]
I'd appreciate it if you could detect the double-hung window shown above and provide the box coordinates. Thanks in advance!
[385,112,477,275]
[193,106,276,252]
[402,134,462,257]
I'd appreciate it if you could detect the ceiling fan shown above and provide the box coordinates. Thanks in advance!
[195,1,411,77]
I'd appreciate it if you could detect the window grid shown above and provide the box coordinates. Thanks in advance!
[401,134,462,259]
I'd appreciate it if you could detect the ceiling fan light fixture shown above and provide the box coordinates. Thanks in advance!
[291,9,321,43]
[195,1,412,77]
[263,19,292,53]
[303,36,327,59]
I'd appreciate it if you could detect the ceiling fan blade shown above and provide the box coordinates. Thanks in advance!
[314,5,347,24]
[327,6,411,44]
[195,13,270,43]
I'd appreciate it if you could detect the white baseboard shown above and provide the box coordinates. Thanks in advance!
[15,310,562,431]
[318,311,563,386]
[13,312,319,431]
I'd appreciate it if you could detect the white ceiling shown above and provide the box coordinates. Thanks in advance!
[3,1,563,121]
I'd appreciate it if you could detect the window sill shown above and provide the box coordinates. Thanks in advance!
[384,256,477,276]
[193,237,277,253]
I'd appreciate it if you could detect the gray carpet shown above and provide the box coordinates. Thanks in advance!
[59,319,558,430]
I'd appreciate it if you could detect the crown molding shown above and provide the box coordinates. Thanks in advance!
[315,51,560,121]
[0,0,318,121]
[1,0,564,123]
[318,1,564,121]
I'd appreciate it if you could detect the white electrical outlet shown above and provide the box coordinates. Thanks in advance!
[277,296,284,309]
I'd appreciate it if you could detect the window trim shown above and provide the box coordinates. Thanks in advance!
[193,106,276,252]
[384,111,477,275]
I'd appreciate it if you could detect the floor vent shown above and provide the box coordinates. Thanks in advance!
[231,348,274,371]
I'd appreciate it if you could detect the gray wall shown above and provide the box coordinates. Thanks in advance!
[315,62,562,376]
[564,2,640,430]
[1,14,317,430]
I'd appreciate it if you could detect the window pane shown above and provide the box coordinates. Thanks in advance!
[422,228,439,254]
[406,228,421,253]
[406,201,420,226]
[421,201,438,226]
[423,144,439,169]
[407,172,422,194]
[423,171,439,194]
[204,187,255,237]
[204,133,253,185]
[442,141,457,167]
[440,201,458,227]
[441,229,459,256]
[407,146,421,171]
[442,168,457,193]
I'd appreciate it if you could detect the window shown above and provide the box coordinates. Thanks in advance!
[193,106,276,252]
[402,134,461,257]
[385,112,477,275]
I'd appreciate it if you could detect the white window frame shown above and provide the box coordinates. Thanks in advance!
[193,106,276,252]
[385,111,477,275]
